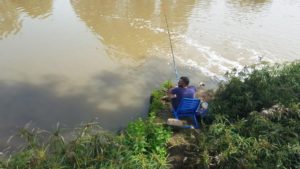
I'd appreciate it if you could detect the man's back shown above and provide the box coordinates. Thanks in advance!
[171,86,197,110]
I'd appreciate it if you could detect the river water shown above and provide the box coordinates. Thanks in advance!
[0,0,300,144]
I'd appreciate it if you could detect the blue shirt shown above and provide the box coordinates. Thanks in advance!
[171,86,197,110]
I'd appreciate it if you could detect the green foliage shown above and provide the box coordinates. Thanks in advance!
[193,61,300,169]
[1,116,172,169]
[211,61,300,120]
[149,80,173,113]
[195,109,300,169]
[124,113,172,169]
[125,112,172,157]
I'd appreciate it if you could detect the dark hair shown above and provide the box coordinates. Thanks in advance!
[180,76,189,85]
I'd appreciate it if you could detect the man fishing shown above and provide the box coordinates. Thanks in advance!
[168,76,197,110]
[164,9,197,111]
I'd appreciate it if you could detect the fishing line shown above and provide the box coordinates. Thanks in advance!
[163,9,179,81]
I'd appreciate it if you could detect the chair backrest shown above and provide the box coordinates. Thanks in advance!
[176,98,200,115]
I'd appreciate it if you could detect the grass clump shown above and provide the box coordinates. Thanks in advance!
[1,116,171,169]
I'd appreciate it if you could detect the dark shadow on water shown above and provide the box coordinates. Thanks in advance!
[89,69,151,123]
[0,81,95,143]
[0,54,213,152]
[0,70,149,150]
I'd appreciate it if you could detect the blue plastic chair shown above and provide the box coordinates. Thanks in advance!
[172,98,201,129]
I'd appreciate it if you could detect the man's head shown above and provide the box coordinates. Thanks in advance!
[178,76,189,87]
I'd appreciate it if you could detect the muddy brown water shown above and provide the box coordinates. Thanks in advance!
[0,0,300,149]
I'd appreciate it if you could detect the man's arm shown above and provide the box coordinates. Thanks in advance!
[168,87,177,99]
[191,86,197,98]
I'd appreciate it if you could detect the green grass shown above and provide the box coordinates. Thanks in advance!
[0,114,171,169]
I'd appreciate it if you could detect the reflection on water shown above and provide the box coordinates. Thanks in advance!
[71,0,159,62]
[0,69,149,150]
[70,0,196,62]
[0,0,21,39]
[0,0,300,148]
[11,0,53,19]
[0,80,95,134]
[226,0,272,17]
[0,0,52,39]
[228,0,271,8]
[161,0,197,27]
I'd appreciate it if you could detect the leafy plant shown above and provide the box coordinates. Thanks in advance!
[193,61,300,169]
[211,61,300,120]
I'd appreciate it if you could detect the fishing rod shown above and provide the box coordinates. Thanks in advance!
[163,10,179,81]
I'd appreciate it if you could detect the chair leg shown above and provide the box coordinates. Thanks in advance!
[173,111,179,119]
[193,115,199,129]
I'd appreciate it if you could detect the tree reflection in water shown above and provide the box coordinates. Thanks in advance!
[0,0,53,39]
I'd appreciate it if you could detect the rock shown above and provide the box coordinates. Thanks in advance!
[167,118,187,127]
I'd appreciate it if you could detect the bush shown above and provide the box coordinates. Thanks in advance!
[211,61,300,120]
[149,80,173,113]
[195,108,300,169]
[193,61,300,169]
[125,113,171,157]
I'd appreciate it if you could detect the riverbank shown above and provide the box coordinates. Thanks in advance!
[161,61,300,168]
[1,61,299,169]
